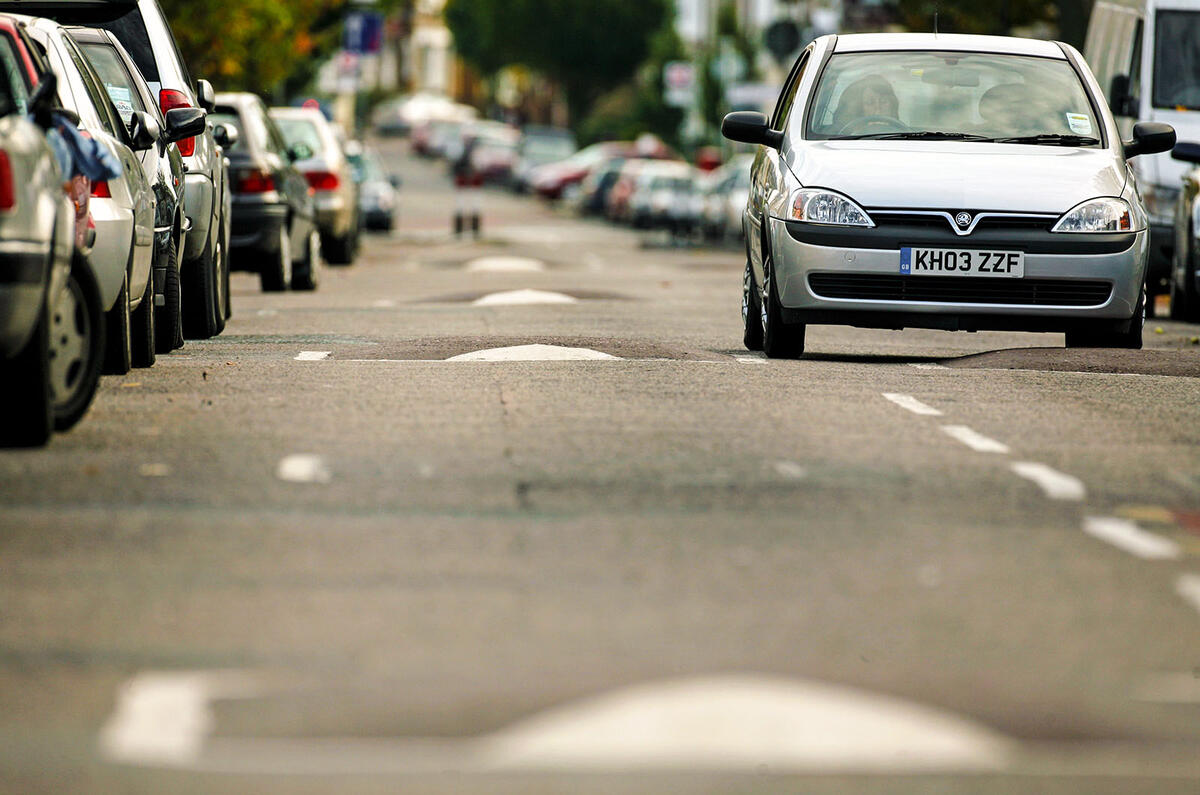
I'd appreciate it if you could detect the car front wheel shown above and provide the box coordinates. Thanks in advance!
[760,253,805,359]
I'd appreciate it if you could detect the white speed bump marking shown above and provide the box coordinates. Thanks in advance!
[276,454,332,484]
[98,673,1011,774]
[472,289,578,306]
[465,256,545,273]
[882,393,944,416]
[138,463,172,478]
[1175,573,1200,615]
[908,363,948,370]
[1010,462,1087,502]
[773,460,807,479]
[445,344,619,362]
[940,425,1010,454]
[1083,516,1181,560]
[294,351,330,361]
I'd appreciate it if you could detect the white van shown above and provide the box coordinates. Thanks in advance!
[1084,0,1200,307]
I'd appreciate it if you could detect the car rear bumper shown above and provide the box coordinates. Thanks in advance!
[229,200,287,254]
[0,241,48,357]
[768,217,1147,331]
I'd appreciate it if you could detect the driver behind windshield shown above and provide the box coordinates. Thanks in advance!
[832,75,900,132]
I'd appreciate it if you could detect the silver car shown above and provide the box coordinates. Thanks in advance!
[723,33,1176,358]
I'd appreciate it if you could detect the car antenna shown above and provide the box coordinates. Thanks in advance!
[934,6,939,36]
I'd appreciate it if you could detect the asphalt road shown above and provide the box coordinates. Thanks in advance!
[2,140,1200,793]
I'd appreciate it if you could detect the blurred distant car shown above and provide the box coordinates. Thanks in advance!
[531,141,636,201]
[214,92,321,291]
[701,154,753,241]
[1170,143,1200,321]
[348,147,398,232]
[575,155,625,215]
[627,161,698,231]
[376,93,475,139]
[511,125,576,192]
[270,106,359,265]
[461,121,519,184]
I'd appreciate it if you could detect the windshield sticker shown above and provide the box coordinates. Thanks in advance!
[1066,113,1092,135]
[106,84,134,121]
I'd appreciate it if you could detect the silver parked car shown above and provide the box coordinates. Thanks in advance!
[723,33,1176,358]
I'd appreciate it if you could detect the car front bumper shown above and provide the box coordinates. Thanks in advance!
[768,217,1147,332]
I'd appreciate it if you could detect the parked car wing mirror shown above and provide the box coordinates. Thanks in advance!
[196,79,215,112]
[1172,141,1200,164]
[128,110,161,151]
[212,122,238,149]
[287,143,313,162]
[163,107,207,144]
[721,112,783,150]
[1124,122,1176,159]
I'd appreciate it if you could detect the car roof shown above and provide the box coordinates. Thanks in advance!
[831,33,1066,59]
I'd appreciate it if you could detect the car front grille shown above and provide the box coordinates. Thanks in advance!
[807,273,1112,306]
[867,211,1056,234]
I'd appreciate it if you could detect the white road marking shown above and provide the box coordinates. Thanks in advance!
[1010,462,1087,502]
[908,363,948,370]
[940,425,1010,454]
[464,256,545,273]
[882,393,944,416]
[294,351,330,361]
[472,289,578,307]
[1082,516,1180,560]
[371,299,396,308]
[445,344,619,362]
[255,309,278,317]
[773,460,807,479]
[1133,672,1200,703]
[275,454,332,484]
[1175,574,1200,615]
[733,355,766,364]
[137,463,171,478]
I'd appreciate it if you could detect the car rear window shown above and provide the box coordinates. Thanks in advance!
[272,118,323,154]
[79,41,146,124]
[10,3,159,83]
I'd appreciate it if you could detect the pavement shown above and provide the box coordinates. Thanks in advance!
[1,139,1199,792]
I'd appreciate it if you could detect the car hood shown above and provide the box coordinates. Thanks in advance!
[788,142,1128,213]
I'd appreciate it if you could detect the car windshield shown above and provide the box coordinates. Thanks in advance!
[78,42,145,125]
[1153,11,1200,110]
[806,51,1101,145]
[272,117,323,154]
[521,136,575,161]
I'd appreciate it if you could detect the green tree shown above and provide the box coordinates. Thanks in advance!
[444,0,671,123]
[896,0,1055,35]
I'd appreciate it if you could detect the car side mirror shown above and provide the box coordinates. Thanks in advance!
[1124,121,1176,158]
[389,175,402,188]
[287,143,313,162]
[196,79,215,112]
[1172,141,1200,164]
[721,111,783,150]
[29,72,57,127]
[128,110,161,151]
[212,122,238,149]
[1109,74,1136,117]
[163,106,206,143]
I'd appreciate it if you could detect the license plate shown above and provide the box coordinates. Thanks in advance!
[900,247,1024,278]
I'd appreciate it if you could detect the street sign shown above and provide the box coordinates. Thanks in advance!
[344,11,384,54]
[664,61,696,108]
[764,19,801,63]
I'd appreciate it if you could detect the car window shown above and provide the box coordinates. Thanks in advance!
[1126,19,1143,109]
[258,100,288,157]
[1153,10,1200,110]
[771,50,811,130]
[208,110,244,151]
[79,42,146,125]
[272,117,323,154]
[0,32,29,115]
[806,51,1103,145]
[62,35,122,137]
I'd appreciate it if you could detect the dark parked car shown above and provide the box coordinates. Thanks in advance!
[1170,143,1200,321]
[212,92,321,291]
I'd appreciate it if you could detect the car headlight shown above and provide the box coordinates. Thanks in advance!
[1051,197,1134,233]
[789,189,873,227]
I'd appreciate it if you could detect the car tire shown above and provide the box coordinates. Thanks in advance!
[155,234,184,353]
[51,253,105,432]
[1168,235,1200,322]
[131,265,155,368]
[260,223,292,292]
[102,271,132,375]
[0,296,52,447]
[760,252,805,359]
[1066,287,1144,349]
[742,259,763,351]
[323,230,355,266]
[292,228,321,292]
[183,225,223,339]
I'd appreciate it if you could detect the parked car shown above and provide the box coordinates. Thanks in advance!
[22,14,167,374]
[627,161,697,231]
[0,56,94,445]
[1169,142,1200,320]
[1084,0,1200,312]
[10,0,234,339]
[213,93,321,291]
[346,145,397,232]
[700,154,753,241]
[71,25,201,364]
[269,106,359,265]
[511,125,576,193]
[574,155,625,216]
[723,33,1175,358]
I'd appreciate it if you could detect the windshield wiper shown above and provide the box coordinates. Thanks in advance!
[992,133,1100,146]
[831,131,996,141]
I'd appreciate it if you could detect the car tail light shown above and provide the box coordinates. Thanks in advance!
[0,150,13,211]
[91,180,111,198]
[235,168,275,194]
[304,171,339,191]
[159,89,196,157]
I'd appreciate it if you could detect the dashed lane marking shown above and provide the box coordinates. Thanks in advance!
[1175,574,1200,615]
[275,454,332,484]
[940,425,1010,454]
[882,393,944,416]
[1082,516,1181,560]
[773,461,807,479]
[464,256,545,273]
[1010,462,1087,502]
[472,289,578,306]
[294,351,331,361]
